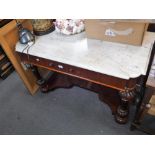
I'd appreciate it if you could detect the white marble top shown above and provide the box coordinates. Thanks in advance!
[16,31,155,80]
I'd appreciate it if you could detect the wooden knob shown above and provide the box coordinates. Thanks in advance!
[58,65,64,69]
[36,58,40,62]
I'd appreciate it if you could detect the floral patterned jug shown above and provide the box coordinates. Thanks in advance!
[55,19,85,35]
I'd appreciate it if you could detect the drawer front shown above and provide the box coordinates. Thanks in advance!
[18,53,138,90]
[29,56,77,75]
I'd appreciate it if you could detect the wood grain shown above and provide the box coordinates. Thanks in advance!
[0,19,38,94]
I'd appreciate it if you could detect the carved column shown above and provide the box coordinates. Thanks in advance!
[115,87,136,124]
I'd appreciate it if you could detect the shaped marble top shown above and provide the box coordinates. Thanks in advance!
[16,31,155,80]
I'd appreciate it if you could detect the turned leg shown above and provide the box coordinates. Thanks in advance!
[115,96,129,124]
[29,65,49,93]
[115,87,136,124]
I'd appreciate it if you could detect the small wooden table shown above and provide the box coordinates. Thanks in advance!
[16,31,155,124]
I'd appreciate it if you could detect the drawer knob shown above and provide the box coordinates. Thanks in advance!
[58,65,64,69]
[36,58,40,62]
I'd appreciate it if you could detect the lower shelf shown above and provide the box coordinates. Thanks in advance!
[0,65,14,80]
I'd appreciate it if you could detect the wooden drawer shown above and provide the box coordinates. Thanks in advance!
[29,55,78,75]
[18,52,138,90]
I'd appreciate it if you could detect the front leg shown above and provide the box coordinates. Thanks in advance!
[115,87,136,124]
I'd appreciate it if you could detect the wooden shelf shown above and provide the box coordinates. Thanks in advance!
[0,19,39,94]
